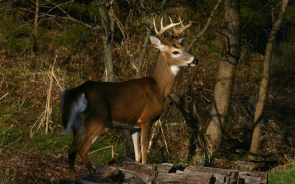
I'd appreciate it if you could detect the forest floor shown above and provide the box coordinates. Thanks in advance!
[0,149,88,183]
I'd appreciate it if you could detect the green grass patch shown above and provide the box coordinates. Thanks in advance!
[269,167,295,184]
[0,126,125,165]
[0,99,40,127]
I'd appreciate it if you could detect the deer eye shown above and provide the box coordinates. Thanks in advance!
[172,51,180,55]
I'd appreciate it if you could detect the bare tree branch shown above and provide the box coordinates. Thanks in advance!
[242,3,269,30]
[248,0,289,160]
[46,0,104,30]
[114,0,167,77]
[137,0,167,70]
[186,0,223,52]
[10,0,103,31]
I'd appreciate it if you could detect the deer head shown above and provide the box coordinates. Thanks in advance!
[150,17,198,75]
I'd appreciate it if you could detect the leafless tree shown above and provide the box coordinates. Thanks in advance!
[205,0,241,162]
[248,0,289,160]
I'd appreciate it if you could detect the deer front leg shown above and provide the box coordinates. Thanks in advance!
[141,122,152,164]
[131,130,141,162]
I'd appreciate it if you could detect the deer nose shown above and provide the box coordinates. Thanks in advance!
[193,58,198,65]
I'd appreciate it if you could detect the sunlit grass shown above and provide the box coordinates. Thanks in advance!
[0,99,36,127]
[0,126,125,165]
[269,167,295,184]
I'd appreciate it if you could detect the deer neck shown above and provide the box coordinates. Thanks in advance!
[151,54,176,99]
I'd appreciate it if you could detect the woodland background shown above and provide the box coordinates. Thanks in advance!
[0,0,295,183]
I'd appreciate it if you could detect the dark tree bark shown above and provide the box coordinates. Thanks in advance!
[169,0,223,160]
[205,0,241,162]
[31,0,39,69]
[248,0,289,160]
[98,0,116,82]
[97,0,135,159]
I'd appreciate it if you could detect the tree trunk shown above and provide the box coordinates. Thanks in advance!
[31,0,39,69]
[101,35,116,82]
[205,0,240,163]
[248,0,289,160]
[99,0,115,82]
[97,0,134,159]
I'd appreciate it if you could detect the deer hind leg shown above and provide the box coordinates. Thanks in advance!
[76,120,106,176]
[68,135,79,181]
[141,122,152,164]
[131,130,141,162]
[68,130,88,181]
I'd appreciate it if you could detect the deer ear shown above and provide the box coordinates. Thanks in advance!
[176,35,187,45]
[150,36,164,50]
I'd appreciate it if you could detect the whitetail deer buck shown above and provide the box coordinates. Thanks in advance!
[61,17,198,181]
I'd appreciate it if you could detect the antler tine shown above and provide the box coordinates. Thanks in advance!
[154,17,182,37]
[172,16,192,38]
[153,18,159,35]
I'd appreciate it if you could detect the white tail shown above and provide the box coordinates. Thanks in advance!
[61,91,87,134]
[61,17,198,181]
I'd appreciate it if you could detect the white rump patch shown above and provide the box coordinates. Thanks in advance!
[68,93,88,126]
[76,93,88,112]
[63,92,88,134]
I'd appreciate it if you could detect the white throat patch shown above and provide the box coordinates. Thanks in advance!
[170,65,180,76]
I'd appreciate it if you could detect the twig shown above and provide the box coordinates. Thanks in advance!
[242,3,269,30]
[186,0,223,51]
[45,56,57,134]
[112,145,115,159]
[137,0,167,69]
[52,72,64,91]
[89,145,113,155]
[45,0,103,30]
[159,120,169,154]
[148,120,170,153]
[30,111,45,139]
[31,56,58,137]
[3,137,22,149]
[0,93,9,101]
[148,120,160,151]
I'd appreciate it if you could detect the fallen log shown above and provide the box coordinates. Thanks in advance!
[232,161,266,171]
[59,161,268,184]
[183,165,239,184]
[156,171,214,184]
[119,168,153,183]
[239,171,267,184]
[238,175,261,184]
[122,161,173,175]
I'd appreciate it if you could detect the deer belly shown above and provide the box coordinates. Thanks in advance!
[106,120,141,130]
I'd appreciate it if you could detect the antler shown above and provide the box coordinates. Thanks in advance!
[153,17,182,45]
[153,17,182,36]
[172,17,192,38]
[153,17,192,45]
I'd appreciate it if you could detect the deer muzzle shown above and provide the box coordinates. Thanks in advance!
[188,58,198,66]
